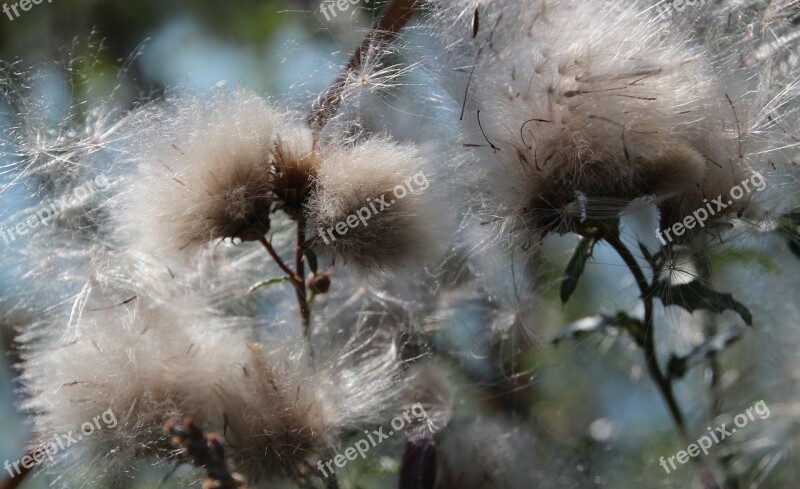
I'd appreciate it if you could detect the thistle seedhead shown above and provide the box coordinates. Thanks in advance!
[308,137,438,271]
[115,90,315,257]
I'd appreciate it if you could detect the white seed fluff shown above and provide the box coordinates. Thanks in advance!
[115,90,314,258]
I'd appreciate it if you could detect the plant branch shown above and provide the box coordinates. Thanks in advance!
[259,237,300,282]
[694,254,724,419]
[308,0,419,132]
[295,214,311,344]
[603,234,731,488]
[601,231,688,439]
[694,254,739,489]
[259,235,312,353]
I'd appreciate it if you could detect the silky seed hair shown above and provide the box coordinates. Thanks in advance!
[425,0,774,245]
[307,136,440,272]
[115,90,315,258]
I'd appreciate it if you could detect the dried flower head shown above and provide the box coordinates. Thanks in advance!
[116,90,316,256]
[307,137,436,271]
[428,0,755,243]
[16,252,403,484]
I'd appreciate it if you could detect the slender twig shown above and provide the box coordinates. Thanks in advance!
[308,0,419,132]
[295,214,311,342]
[602,231,733,488]
[602,231,688,439]
[259,237,300,282]
[694,254,724,419]
[694,254,740,489]
[259,235,312,352]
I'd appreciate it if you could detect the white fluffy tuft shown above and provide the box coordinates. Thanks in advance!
[16,248,403,483]
[425,0,785,242]
[308,136,438,271]
[116,90,315,257]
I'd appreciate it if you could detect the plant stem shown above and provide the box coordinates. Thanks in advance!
[694,255,739,489]
[601,231,688,439]
[694,254,724,419]
[259,235,312,354]
[308,0,419,132]
[260,237,300,282]
[295,214,311,344]
[603,233,730,488]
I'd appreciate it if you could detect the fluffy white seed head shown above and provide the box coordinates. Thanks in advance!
[307,137,437,271]
[428,0,749,242]
[116,90,317,258]
[13,240,403,484]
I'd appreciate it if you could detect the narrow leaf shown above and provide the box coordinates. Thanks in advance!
[560,237,597,304]
[247,276,292,294]
[303,248,318,274]
[653,280,753,325]
[667,325,747,379]
[553,312,644,345]
[709,249,779,273]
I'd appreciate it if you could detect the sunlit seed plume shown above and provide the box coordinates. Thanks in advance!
[426,0,777,244]
[115,90,316,257]
[308,136,437,271]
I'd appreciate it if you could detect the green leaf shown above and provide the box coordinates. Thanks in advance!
[303,248,318,274]
[553,312,645,345]
[560,237,597,304]
[247,276,292,294]
[667,325,747,379]
[653,280,753,326]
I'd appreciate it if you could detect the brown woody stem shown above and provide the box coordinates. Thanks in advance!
[295,214,312,348]
[308,0,419,132]
[259,235,312,355]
